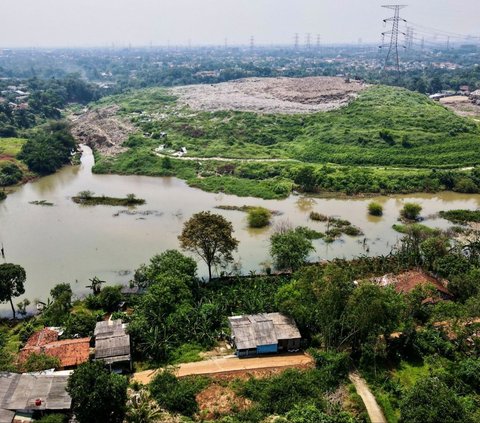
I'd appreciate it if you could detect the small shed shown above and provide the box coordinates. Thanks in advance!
[228,313,301,357]
[94,320,131,371]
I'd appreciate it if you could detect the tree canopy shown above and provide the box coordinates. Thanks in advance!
[0,263,26,319]
[178,211,238,280]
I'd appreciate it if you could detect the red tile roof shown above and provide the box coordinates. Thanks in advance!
[20,329,91,368]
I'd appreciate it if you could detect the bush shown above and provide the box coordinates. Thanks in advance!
[247,207,271,228]
[310,211,328,221]
[97,286,123,312]
[400,202,422,221]
[368,202,383,216]
[149,370,207,416]
[20,352,60,372]
[0,162,23,186]
[64,312,98,338]
[36,415,67,423]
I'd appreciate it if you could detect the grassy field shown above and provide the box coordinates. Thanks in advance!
[91,84,480,198]
[0,137,26,157]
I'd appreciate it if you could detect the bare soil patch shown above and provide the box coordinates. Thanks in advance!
[440,95,480,118]
[196,384,251,420]
[172,77,368,114]
[69,105,136,155]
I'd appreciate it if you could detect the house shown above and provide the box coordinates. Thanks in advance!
[228,313,301,357]
[18,328,91,370]
[94,320,131,371]
[0,371,71,422]
[470,89,480,104]
[368,269,451,301]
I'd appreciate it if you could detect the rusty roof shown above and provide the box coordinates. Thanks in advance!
[23,328,59,349]
[372,270,451,296]
[19,337,91,369]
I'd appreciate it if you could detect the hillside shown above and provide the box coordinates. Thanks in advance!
[75,78,480,198]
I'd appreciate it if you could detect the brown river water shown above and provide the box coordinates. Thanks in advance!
[1,146,480,314]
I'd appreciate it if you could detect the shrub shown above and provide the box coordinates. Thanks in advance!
[20,352,60,372]
[310,211,328,221]
[149,370,207,416]
[368,202,383,216]
[36,415,67,423]
[0,162,23,186]
[247,207,271,228]
[400,202,422,221]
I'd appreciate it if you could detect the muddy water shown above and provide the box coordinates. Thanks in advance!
[1,146,480,313]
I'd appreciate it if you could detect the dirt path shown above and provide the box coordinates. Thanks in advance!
[349,372,386,423]
[155,152,298,163]
[133,353,313,384]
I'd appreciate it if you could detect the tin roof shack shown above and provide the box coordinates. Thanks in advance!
[0,372,71,422]
[18,328,91,370]
[94,320,131,372]
[228,313,301,357]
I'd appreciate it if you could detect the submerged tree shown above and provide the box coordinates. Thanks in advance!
[0,263,26,319]
[178,211,238,280]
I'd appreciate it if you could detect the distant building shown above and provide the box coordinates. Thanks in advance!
[228,313,301,357]
[94,320,132,371]
[18,328,91,370]
[0,371,72,422]
[366,269,451,303]
[470,89,480,105]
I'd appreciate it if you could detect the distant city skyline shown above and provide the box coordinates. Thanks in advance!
[0,0,479,48]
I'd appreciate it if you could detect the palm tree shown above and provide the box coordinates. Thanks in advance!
[85,276,106,296]
[125,389,162,423]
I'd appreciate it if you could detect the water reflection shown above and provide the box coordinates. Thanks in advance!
[1,145,479,312]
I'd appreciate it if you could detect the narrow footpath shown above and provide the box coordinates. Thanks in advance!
[349,372,387,423]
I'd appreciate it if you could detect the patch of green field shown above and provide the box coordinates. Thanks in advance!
[0,137,26,157]
[439,209,480,224]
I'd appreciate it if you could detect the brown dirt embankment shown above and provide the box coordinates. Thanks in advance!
[69,105,136,156]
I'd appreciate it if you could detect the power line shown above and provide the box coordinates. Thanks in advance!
[380,5,407,73]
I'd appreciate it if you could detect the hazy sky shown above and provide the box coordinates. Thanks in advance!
[1,0,479,47]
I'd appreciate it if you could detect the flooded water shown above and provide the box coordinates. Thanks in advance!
[1,146,480,313]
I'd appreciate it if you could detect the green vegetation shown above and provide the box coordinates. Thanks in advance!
[19,121,76,175]
[67,361,128,423]
[368,201,384,216]
[0,263,26,319]
[439,209,480,224]
[29,200,54,206]
[178,211,239,280]
[270,227,315,271]
[400,202,422,221]
[92,85,480,198]
[72,191,145,206]
[247,207,271,228]
[310,211,329,221]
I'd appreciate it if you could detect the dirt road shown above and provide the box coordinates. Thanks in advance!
[133,353,313,384]
[349,372,386,423]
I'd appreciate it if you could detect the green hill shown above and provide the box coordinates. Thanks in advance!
[91,84,480,198]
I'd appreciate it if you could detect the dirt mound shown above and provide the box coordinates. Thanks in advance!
[69,106,136,156]
[173,77,368,114]
[196,384,251,420]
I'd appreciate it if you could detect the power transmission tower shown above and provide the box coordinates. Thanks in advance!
[316,34,321,49]
[250,36,254,51]
[405,26,414,49]
[294,33,299,49]
[305,33,311,49]
[380,4,407,72]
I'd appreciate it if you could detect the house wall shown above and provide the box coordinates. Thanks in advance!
[257,344,278,354]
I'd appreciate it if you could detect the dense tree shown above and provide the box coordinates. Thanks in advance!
[67,361,128,423]
[19,121,76,175]
[179,211,238,280]
[270,227,315,271]
[0,263,26,319]
[400,377,470,423]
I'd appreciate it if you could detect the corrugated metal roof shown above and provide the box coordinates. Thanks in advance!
[0,408,14,423]
[228,313,301,350]
[0,373,71,412]
[94,320,131,365]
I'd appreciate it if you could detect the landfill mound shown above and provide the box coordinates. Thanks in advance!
[172,77,368,114]
[69,106,135,155]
